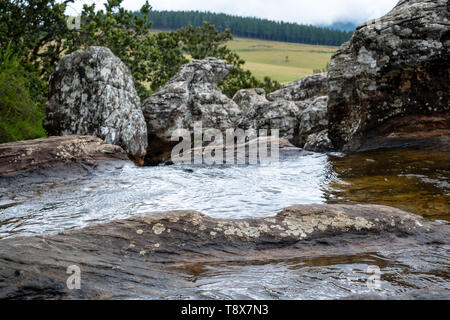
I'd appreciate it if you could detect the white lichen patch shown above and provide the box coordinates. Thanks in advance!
[169,217,179,223]
[270,225,285,231]
[190,213,204,226]
[222,222,271,238]
[152,223,166,235]
[280,213,375,238]
[357,47,378,69]
[281,216,307,238]
[210,231,217,236]
[136,229,144,235]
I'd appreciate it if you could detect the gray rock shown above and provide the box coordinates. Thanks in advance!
[232,88,268,125]
[232,77,330,149]
[304,130,333,152]
[0,136,128,176]
[328,0,450,151]
[44,46,148,165]
[298,96,329,147]
[0,204,448,299]
[247,99,305,145]
[141,57,243,165]
[267,72,328,102]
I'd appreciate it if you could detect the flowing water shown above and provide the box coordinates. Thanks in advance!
[0,148,449,299]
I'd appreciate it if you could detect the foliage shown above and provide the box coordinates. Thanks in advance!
[0,0,181,100]
[174,23,282,97]
[0,45,47,143]
[0,0,298,144]
[66,0,188,99]
[0,0,72,79]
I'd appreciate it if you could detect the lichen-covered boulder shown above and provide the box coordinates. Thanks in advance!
[232,78,330,150]
[328,0,450,151]
[232,88,305,144]
[298,96,329,147]
[232,88,268,125]
[267,72,328,102]
[303,130,333,152]
[141,57,243,165]
[44,46,148,164]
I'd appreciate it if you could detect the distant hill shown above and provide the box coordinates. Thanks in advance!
[143,10,354,47]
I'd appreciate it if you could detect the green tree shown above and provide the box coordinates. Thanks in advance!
[0,0,71,78]
[175,22,282,97]
[0,45,47,143]
[0,0,184,100]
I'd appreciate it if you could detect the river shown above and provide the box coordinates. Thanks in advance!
[0,148,449,299]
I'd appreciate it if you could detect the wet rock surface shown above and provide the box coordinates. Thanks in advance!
[183,137,305,165]
[0,204,448,299]
[0,136,128,176]
[327,0,450,151]
[44,46,148,164]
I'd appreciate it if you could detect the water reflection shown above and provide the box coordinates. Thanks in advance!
[0,149,449,239]
[323,149,450,221]
[0,148,449,299]
[158,248,450,300]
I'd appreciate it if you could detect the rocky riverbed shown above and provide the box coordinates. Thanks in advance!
[0,203,448,299]
[0,144,449,299]
[0,0,449,300]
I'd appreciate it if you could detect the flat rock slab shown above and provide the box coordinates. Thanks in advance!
[0,204,448,299]
[0,136,128,176]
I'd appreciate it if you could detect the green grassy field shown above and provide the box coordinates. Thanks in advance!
[227,38,337,83]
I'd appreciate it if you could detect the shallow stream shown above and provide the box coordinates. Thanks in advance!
[1,148,449,299]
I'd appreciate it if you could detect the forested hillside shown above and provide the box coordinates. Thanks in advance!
[144,11,353,46]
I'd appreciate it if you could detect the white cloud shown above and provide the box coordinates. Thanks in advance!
[66,0,399,26]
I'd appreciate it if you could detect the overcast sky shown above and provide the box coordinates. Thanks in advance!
[66,0,399,26]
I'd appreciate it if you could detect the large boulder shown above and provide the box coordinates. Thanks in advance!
[298,96,330,148]
[303,130,333,152]
[233,89,305,144]
[328,0,450,151]
[232,74,330,149]
[141,57,243,165]
[267,72,328,102]
[44,46,148,165]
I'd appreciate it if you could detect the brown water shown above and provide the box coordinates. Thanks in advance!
[0,148,449,299]
[324,149,450,221]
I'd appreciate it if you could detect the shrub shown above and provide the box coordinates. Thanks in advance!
[0,46,47,143]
